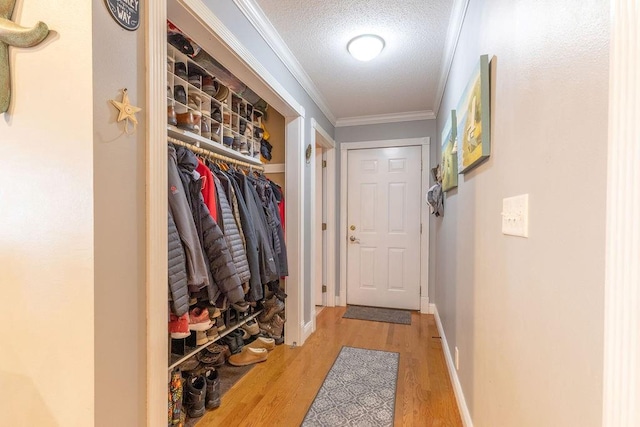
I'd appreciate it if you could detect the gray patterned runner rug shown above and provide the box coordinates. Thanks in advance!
[302,346,399,427]
[342,305,412,325]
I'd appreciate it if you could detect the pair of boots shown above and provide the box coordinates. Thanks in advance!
[183,369,221,419]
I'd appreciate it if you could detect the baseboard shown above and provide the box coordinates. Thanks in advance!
[433,305,473,427]
[301,319,315,344]
[420,296,430,313]
[428,303,435,314]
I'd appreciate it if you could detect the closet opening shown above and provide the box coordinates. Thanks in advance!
[146,1,306,425]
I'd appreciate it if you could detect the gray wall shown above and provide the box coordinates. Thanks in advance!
[433,0,608,425]
[203,0,334,325]
[336,119,437,298]
[93,1,147,424]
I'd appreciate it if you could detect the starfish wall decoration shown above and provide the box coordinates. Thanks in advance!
[0,0,49,113]
[110,88,141,135]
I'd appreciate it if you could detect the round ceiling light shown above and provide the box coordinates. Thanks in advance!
[347,34,385,61]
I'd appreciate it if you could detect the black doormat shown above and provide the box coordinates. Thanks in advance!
[185,363,255,427]
[342,305,412,325]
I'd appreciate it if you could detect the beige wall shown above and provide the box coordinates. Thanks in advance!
[92,0,147,425]
[262,107,286,190]
[0,1,95,425]
[434,0,608,425]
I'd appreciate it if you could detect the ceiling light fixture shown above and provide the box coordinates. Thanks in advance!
[347,34,385,61]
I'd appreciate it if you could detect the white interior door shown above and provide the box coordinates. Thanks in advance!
[315,145,325,305]
[346,146,422,310]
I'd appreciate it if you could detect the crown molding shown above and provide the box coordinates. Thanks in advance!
[335,110,436,128]
[233,0,337,126]
[434,0,471,117]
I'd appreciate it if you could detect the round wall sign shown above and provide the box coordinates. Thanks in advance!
[105,0,140,31]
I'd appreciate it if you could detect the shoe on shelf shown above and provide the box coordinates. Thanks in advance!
[202,76,217,97]
[259,296,285,323]
[195,331,208,346]
[239,139,249,155]
[176,111,195,132]
[169,313,190,339]
[228,347,268,367]
[211,108,222,123]
[201,100,212,117]
[206,324,219,341]
[188,71,201,89]
[173,85,187,105]
[215,316,226,333]
[201,120,211,139]
[241,319,260,336]
[232,301,250,313]
[188,307,213,331]
[174,62,187,79]
[168,105,177,127]
[246,336,276,352]
[179,357,202,374]
[183,375,206,419]
[204,369,221,409]
[187,93,201,110]
[208,307,222,320]
[197,347,226,367]
[259,313,284,339]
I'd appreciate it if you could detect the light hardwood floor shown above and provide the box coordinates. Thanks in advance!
[196,307,462,426]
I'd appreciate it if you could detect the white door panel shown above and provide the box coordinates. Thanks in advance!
[347,146,422,310]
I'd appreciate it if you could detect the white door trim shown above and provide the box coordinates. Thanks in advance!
[147,0,306,423]
[310,119,337,334]
[603,1,640,425]
[145,1,168,426]
[338,138,430,309]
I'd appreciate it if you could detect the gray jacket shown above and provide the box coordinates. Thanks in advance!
[213,174,251,285]
[218,171,263,301]
[174,146,245,304]
[168,145,210,291]
[235,173,279,284]
[168,209,189,316]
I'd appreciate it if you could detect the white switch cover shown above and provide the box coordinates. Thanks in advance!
[502,194,529,237]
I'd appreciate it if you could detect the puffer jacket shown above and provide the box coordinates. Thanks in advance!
[213,173,251,285]
[168,145,210,291]
[174,146,244,304]
[234,173,279,284]
[220,170,263,302]
[168,209,189,316]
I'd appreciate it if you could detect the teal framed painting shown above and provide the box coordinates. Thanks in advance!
[456,54,491,173]
[441,110,458,192]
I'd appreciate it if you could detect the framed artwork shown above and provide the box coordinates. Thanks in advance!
[456,54,491,173]
[441,110,458,192]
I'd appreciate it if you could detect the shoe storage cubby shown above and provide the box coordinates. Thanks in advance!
[167,43,264,164]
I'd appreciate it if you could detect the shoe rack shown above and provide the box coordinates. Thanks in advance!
[167,43,264,165]
[168,309,263,371]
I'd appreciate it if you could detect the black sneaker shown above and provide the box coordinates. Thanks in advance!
[204,369,221,409]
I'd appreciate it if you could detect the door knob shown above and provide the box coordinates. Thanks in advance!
[349,235,360,243]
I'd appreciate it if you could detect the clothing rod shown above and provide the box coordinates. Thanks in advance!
[168,136,265,171]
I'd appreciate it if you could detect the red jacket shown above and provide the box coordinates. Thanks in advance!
[196,159,217,223]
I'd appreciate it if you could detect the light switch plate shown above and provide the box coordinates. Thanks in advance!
[502,194,529,237]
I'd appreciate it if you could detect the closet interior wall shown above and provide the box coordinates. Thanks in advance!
[262,109,286,192]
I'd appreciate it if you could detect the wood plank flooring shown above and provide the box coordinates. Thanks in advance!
[196,307,462,426]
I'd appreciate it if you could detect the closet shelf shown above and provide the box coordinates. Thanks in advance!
[168,125,263,166]
[168,309,263,371]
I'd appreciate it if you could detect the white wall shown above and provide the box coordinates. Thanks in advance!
[92,0,147,424]
[0,1,95,425]
[434,0,609,425]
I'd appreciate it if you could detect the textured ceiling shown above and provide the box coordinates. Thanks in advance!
[254,0,453,121]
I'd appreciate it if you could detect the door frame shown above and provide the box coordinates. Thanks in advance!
[308,119,337,338]
[339,138,430,312]
[146,1,306,425]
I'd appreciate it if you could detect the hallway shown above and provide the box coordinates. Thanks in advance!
[196,307,462,426]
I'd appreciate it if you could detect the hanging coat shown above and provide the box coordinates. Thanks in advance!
[174,145,244,304]
[168,209,189,316]
[168,145,210,291]
[213,173,251,285]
